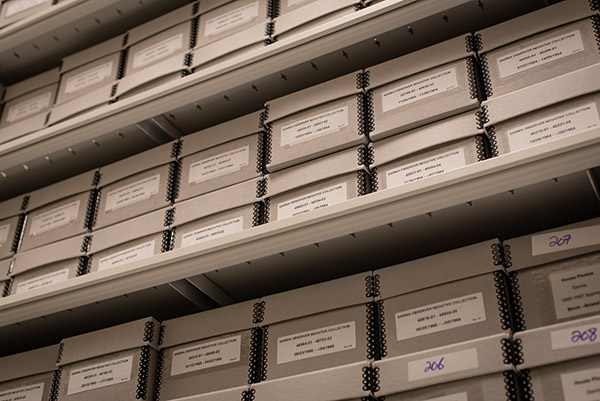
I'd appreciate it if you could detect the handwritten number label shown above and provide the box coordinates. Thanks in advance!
[549,234,572,248]
[424,357,445,373]
[571,328,598,344]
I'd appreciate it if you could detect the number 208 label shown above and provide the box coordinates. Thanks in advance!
[551,322,600,350]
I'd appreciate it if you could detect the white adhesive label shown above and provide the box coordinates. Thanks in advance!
[497,30,584,79]
[204,2,259,36]
[5,0,47,17]
[508,103,600,152]
[0,223,9,246]
[561,367,600,401]
[288,0,310,5]
[171,335,241,376]
[424,393,469,401]
[188,146,249,184]
[386,148,466,188]
[65,62,113,94]
[0,383,44,401]
[550,265,600,319]
[532,224,600,256]
[395,293,486,341]
[408,348,478,382]
[280,106,349,147]
[181,216,244,248]
[382,68,458,113]
[105,174,160,212]
[98,241,155,271]
[277,182,347,220]
[551,321,600,350]
[67,356,133,395]
[277,321,356,364]
[6,92,52,123]
[15,268,69,295]
[29,200,80,236]
[133,33,184,69]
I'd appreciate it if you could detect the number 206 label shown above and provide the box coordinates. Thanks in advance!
[408,348,478,382]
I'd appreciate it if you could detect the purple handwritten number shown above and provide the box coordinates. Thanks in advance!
[548,234,572,247]
[424,357,445,373]
[571,328,598,343]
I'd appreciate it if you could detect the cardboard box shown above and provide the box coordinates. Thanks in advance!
[0,195,26,259]
[56,317,160,401]
[0,67,59,145]
[0,344,60,401]
[264,145,370,222]
[178,110,264,202]
[477,0,600,126]
[0,257,11,297]
[370,110,487,191]
[264,70,368,172]
[161,386,250,401]
[503,217,600,330]
[366,35,480,141]
[0,0,54,28]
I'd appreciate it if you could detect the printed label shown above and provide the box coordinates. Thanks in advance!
[67,356,133,395]
[550,265,600,319]
[382,68,458,113]
[5,0,47,17]
[395,293,486,341]
[277,321,356,364]
[551,321,600,350]
[188,146,249,184]
[561,367,600,401]
[532,224,600,256]
[6,92,52,123]
[204,2,259,36]
[408,348,479,382]
[65,62,113,94]
[288,0,310,6]
[0,223,9,246]
[98,241,155,271]
[280,106,349,147]
[29,200,80,236]
[386,148,466,188]
[15,268,69,295]
[277,182,347,220]
[181,217,244,248]
[497,30,584,79]
[133,33,184,69]
[171,335,241,376]
[424,393,469,401]
[0,383,44,401]
[105,174,160,212]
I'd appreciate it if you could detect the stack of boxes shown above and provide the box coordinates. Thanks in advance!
[0,195,25,295]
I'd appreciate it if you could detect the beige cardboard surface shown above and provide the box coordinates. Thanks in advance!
[3,67,59,102]
[0,371,55,401]
[89,231,164,274]
[0,106,50,144]
[163,385,249,401]
[10,257,79,296]
[0,0,53,28]
[13,233,85,274]
[116,54,188,98]
[0,257,10,280]
[48,83,116,125]
[60,36,125,76]
[27,169,96,211]
[127,2,198,46]
[0,82,56,130]
[0,195,25,220]
[274,0,357,39]
[0,343,59,382]
[0,215,18,259]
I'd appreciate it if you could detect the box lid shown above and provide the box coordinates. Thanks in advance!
[0,344,59,383]
[504,217,600,271]
[274,0,357,37]
[0,257,11,280]
[3,67,60,103]
[61,35,125,74]
[127,2,199,47]
[59,317,160,366]
[0,194,26,220]
[12,233,86,275]
[27,169,96,211]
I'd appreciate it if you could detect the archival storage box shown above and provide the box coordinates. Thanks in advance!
[0,0,54,28]
[0,67,59,144]
[263,145,371,222]
[157,299,258,399]
[370,110,488,191]
[20,170,97,251]
[366,34,480,142]
[56,317,160,401]
[503,217,600,330]
[263,70,367,172]
[0,344,60,401]
[476,0,600,126]
[94,141,176,230]
[177,110,264,202]
[0,194,27,259]
[0,258,11,297]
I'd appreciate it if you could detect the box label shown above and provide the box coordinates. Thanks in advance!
[67,356,133,395]
[204,2,259,36]
[15,268,69,295]
[277,321,356,364]
[386,148,465,188]
[6,92,52,123]
[105,174,160,212]
[65,61,114,94]
[0,383,44,401]
[288,0,310,6]
[181,216,244,248]
[188,146,249,184]
[531,224,600,256]
[29,200,80,236]
[550,264,600,319]
[395,292,486,341]
[5,0,47,18]
[561,367,600,401]
[507,103,600,152]
[280,106,349,147]
[171,335,241,375]
[408,348,478,382]
[277,182,347,220]
[0,223,9,246]
[551,321,600,350]
[133,33,184,69]
[424,393,469,401]
[497,30,584,79]
[382,68,458,113]
[98,240,155,271]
